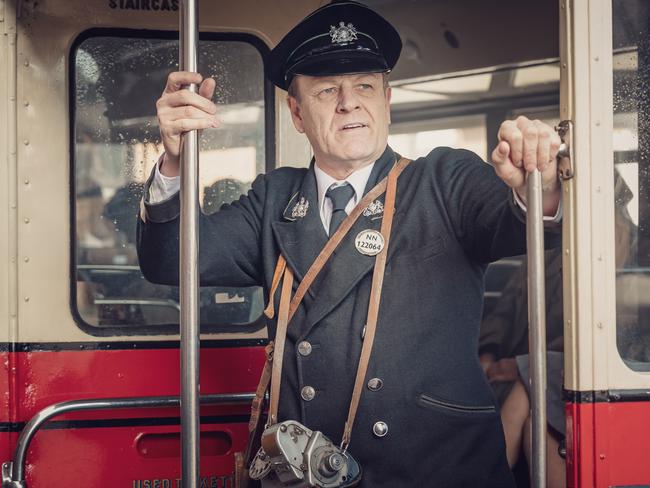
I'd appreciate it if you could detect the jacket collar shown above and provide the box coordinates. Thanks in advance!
[272,146,398,335]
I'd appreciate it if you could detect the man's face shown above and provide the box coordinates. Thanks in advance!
[287,73,391,169]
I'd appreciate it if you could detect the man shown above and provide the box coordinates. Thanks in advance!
[138,1,561,486]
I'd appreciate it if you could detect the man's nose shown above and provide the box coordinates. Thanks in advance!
[336,86,360,112]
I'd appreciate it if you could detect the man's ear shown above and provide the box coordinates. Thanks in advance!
[287,96,305,133]
[385,86,392,125]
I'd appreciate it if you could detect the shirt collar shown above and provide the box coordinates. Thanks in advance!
[314,161,375,213]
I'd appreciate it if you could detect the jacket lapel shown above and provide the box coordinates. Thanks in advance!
[271,164,328,285]
[300,147,398,336]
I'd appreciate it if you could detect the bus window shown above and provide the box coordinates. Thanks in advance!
[612,0,650,369]
[388,114,487,162]
[72,30,270,334]
[387,61,559,163]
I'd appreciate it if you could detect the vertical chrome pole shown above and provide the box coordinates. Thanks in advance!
[526,170,547,488]
[179,0,201,486]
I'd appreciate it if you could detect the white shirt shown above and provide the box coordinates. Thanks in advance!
[314,162,375,233]
[149,155,180,203]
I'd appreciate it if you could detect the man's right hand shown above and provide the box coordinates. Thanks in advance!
[156,71,219,177]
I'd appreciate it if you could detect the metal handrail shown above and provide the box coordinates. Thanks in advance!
[94,298,181,312]
[179,0,201,486]
[526,169,548,488]
[77,264,142,272]
[1,393,255,487]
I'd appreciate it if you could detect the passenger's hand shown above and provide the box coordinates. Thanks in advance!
[479,353,496,375]
[491,116,562,215]
[485,357,520,383]
[156,71,219,177]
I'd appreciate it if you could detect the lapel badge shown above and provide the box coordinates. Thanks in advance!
[355,229,385,256]
[363,200,384,219]
[291,197,310,219]
[330,22,358,44]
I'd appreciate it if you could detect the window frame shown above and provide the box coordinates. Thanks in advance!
[69,27,275,337]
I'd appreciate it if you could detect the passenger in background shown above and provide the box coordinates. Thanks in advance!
[479,249,565,487]
[480,169,638,488]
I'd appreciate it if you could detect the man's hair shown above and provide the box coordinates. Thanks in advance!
[287,72,390,101]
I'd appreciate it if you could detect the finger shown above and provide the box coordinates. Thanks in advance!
[487,370,509,383]
[492,155,526,189]
[168,118,216,134]
[498,120,523,168]
[491,140,511,166]
[160,105,219,125]
[160,89,218,114]
[164,71,204,94]
[492,141,525,188]
[536,121,551,172]
[549,131,562,160]
[521,122,539,173]
[199,77,216,100]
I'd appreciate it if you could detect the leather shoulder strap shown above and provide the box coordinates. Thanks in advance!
[266,157,412,427]
[341,157,404,448]
[287,157,412,322]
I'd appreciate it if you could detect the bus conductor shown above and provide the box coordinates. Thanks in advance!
[137,1,562,486]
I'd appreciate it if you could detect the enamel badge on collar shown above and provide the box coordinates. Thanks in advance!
[291,197,310,219]
[363,200,384,219]
[355,229,384,256]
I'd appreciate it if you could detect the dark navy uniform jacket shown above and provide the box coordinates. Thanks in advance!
[138,145,551,487]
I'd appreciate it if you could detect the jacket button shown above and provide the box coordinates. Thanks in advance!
[367,378,383,391]
[301,386,316,401]
[361,325,367,339]
[372,421,388,438]
[297,341,312,356]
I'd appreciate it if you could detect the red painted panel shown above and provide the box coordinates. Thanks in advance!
[0,346,265,486]
[0,433,16,466]
[1,347,265,423]
[566,402,595,488]
[568,400,650,488]
[594,401,650,486]
[24,423,247,487]
[0,352,8,414]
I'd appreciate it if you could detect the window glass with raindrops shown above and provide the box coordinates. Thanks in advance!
[73,32,268,334]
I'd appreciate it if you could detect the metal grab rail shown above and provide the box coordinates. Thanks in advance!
[94,298,182,312]
[526,169,548,488]
[1,392,255,488]
[178,0,202,486]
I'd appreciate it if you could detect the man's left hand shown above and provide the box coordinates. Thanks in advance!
[491,116,562,216]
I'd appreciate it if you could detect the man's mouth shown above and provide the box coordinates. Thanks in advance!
[341,123,367,130]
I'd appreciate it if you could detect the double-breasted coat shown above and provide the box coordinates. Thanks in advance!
[137,145,555,487]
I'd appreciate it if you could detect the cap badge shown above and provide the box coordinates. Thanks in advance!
[330,22,358,45]
[363,200,384,219]
[291,197,310,219]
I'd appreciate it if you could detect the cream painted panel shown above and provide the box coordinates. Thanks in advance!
[586,0,616,392]
[1,0,16,345]
[14,0,321,343]
[562,0,595,392]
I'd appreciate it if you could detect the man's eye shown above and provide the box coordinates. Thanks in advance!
[358,84,373,90]
[319,87,337,95]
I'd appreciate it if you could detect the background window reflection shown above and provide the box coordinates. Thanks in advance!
[73,33,267,333]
